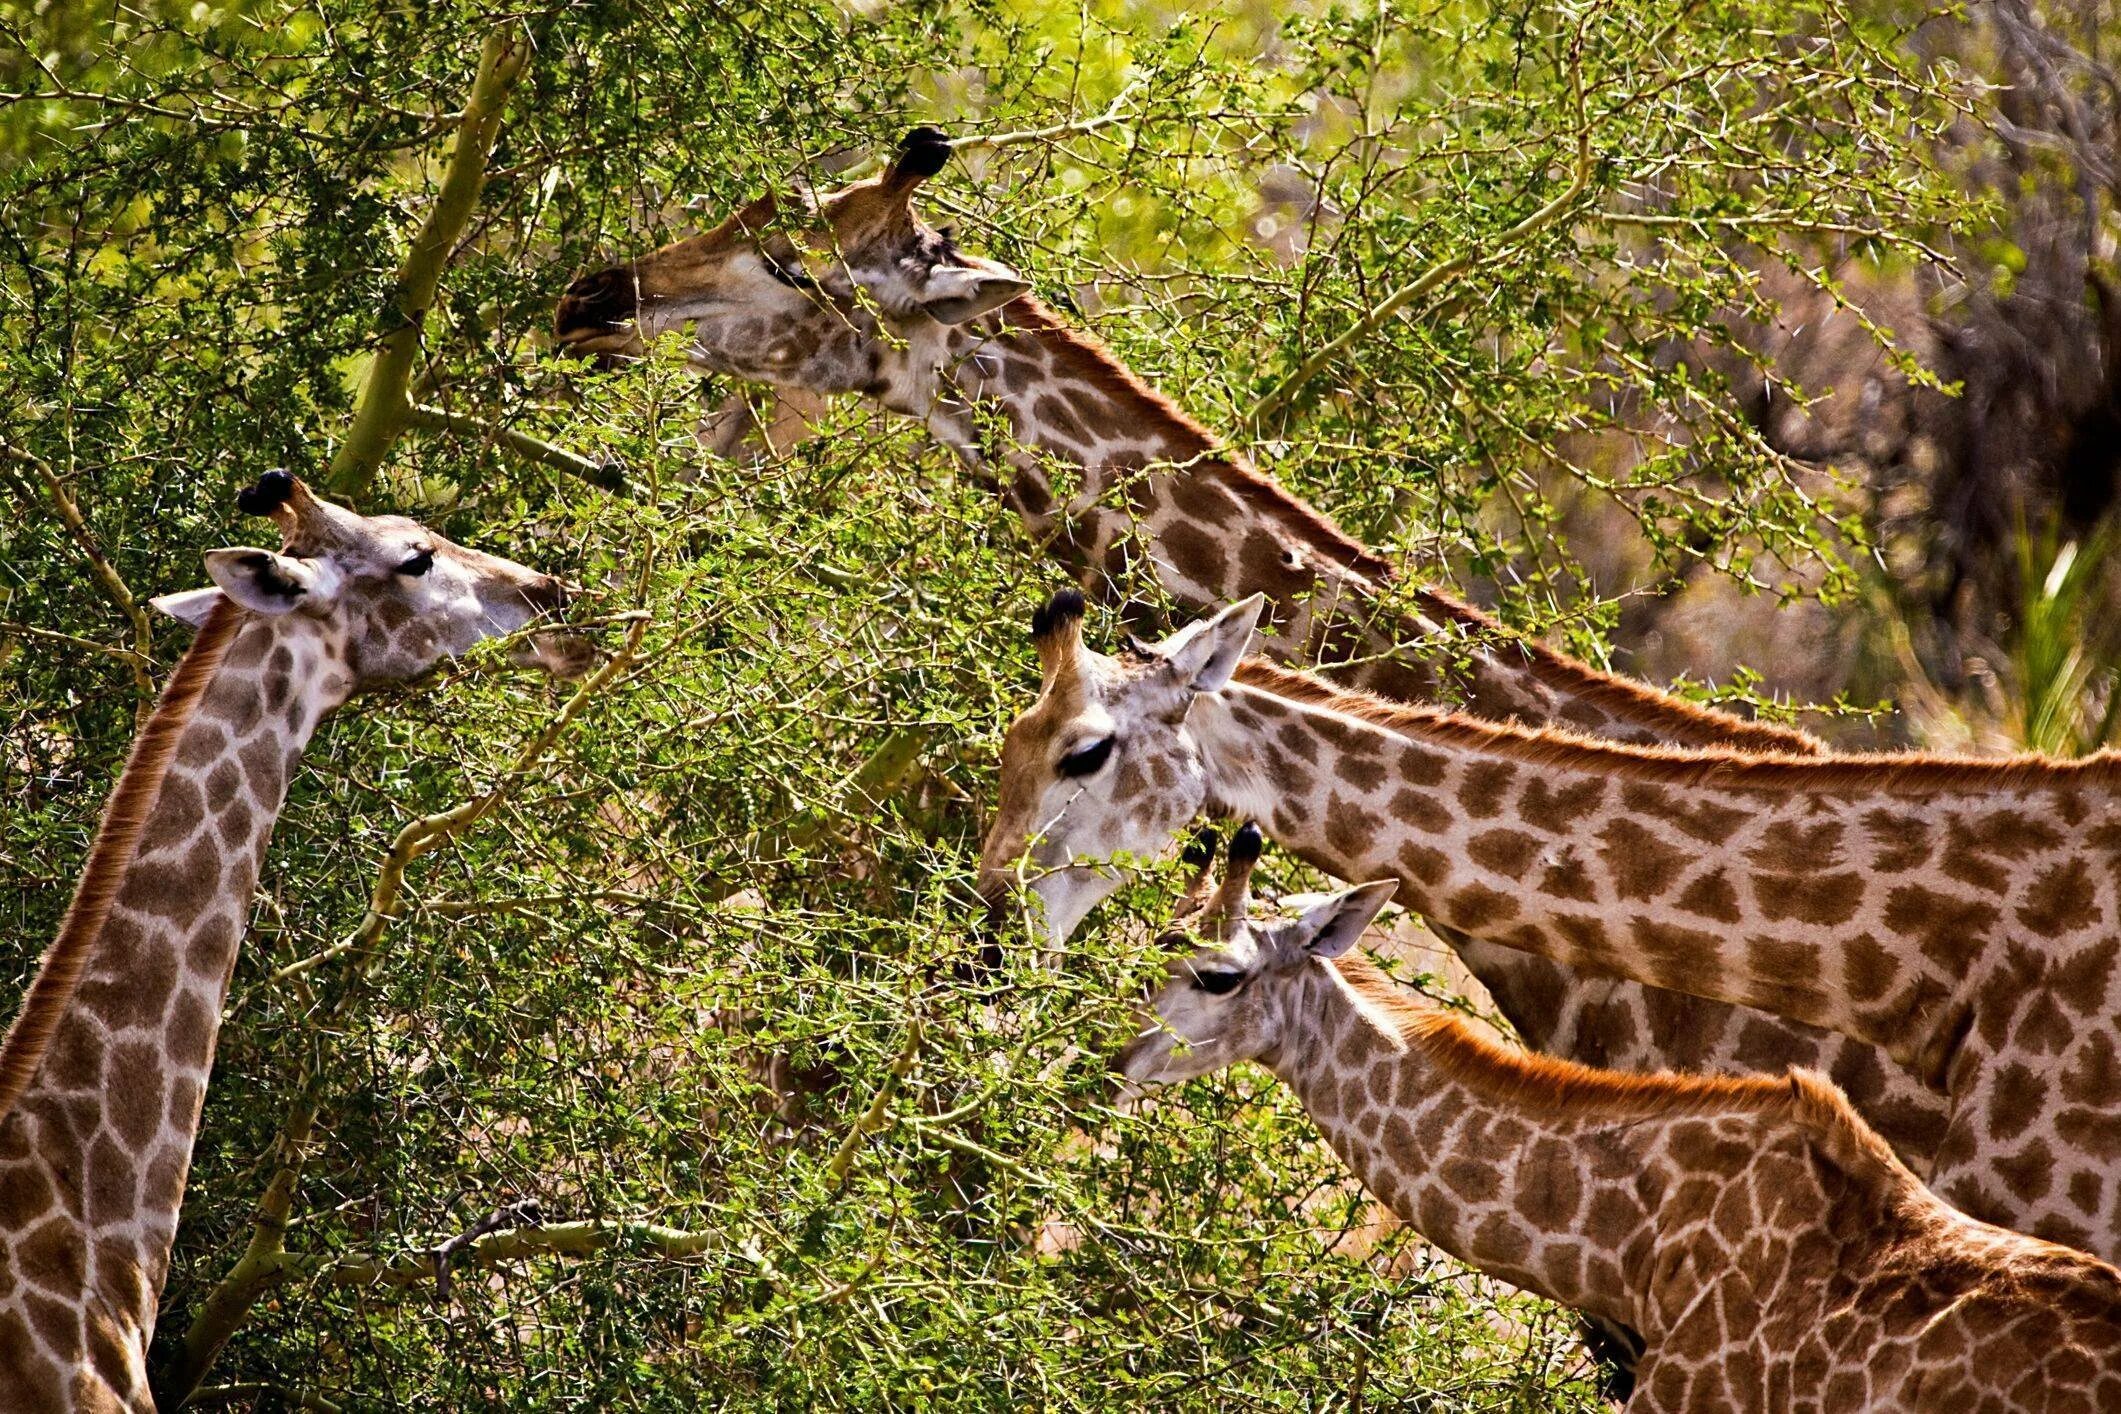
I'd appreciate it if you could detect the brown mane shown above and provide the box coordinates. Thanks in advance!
[1403,585,1822,755]
[0,597,240,1123]
[1230,658,2121,792]
[1330,951,1910,1186]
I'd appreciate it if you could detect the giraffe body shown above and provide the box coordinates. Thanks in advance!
[0,475,569,1410]
[988,593,2121,1264]
[1118,838,2121,1411]
[556,130,1947,1175]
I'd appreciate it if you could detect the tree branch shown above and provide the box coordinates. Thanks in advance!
[327,26,530,498]
[403,402,623,491]
[288,1216,725,1288]
[1,443,156,699]
[1243,34,1595,435]
[160,619,646,1407]
[166,1213,722,1408]
[826,1019,923,1189]
[159,1102,315,1408]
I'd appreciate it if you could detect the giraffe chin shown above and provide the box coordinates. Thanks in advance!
[1026,866,1123,950]
[508,630,599,680]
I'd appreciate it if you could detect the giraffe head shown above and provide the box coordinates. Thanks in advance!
[553,127,1029,397]
[977,588,1265,944]
[1116,823,1398,1089]
[147,471,575,691]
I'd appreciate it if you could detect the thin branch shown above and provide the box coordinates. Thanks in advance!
[281,1218,725,1290]
[1601,210,1955,268]
[328,26,530,498]
[1243,32,1596,434]
[950,82,1142,152]
[273,617,647,984]
[1,443,156,699]
[403,402,623,491]
[0,622,153,670]
[826,1019,923,1189]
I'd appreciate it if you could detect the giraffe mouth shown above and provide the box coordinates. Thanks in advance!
[507,630,598,680]
[1111,1028,1170,1095]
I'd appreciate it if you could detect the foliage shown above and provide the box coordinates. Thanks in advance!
[1880,517,2121,755]
[0,0,1982,1405]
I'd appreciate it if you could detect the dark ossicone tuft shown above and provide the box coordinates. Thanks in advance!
[1228,821,1265,866]
[1030,587,1086,642]
[236,468,296,516]
[893,126,953,181]
[1179,824,1219,871]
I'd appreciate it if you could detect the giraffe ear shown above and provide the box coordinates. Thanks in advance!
[1157,594,1265,693]
[148,587,227,627]
[1293,881,1398,960]
[919,254,1030,324]
[202,547,334,617]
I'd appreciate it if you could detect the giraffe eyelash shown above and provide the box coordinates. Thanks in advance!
[765,258,818,292]
[1057,737,1114,777]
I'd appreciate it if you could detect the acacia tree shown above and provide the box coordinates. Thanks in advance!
[2,0,1973,1406]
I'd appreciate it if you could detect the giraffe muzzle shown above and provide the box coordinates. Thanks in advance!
[518,573,571,614]
[553,266,641,350]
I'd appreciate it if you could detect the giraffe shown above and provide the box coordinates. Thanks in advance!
[983,590,2121,1265]
[551,127,1951,1170]
[0,472,575,1411]
[1116,825,2121,1412]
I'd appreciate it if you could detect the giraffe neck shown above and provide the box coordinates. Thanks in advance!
[1193,671,2103,1082]
[919,298,1814,753]
[0,612,348,1408]
[1266,954,1906,1344]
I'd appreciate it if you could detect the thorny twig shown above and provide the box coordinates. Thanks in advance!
[0,443,156,700]
[431,1199,544,1302]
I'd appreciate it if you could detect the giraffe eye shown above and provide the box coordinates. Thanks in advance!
[1193,969,1244,996]
[1057,737,1114,778]
[396,549,434,577]
[765,258,818,292]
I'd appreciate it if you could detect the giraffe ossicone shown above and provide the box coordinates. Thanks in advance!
[1118,834,2121,1411]
[0,472,573,1412]
[985,592,2121,1263]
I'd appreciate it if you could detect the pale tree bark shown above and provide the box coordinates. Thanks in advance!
[326,27,528,499]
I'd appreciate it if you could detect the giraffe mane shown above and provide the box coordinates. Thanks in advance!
[1004,298,1400,586]
[0,596,241,1124]
[1231,658,2121,791]
[1400,586,1823,755]
[1329,952,1912,1187]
